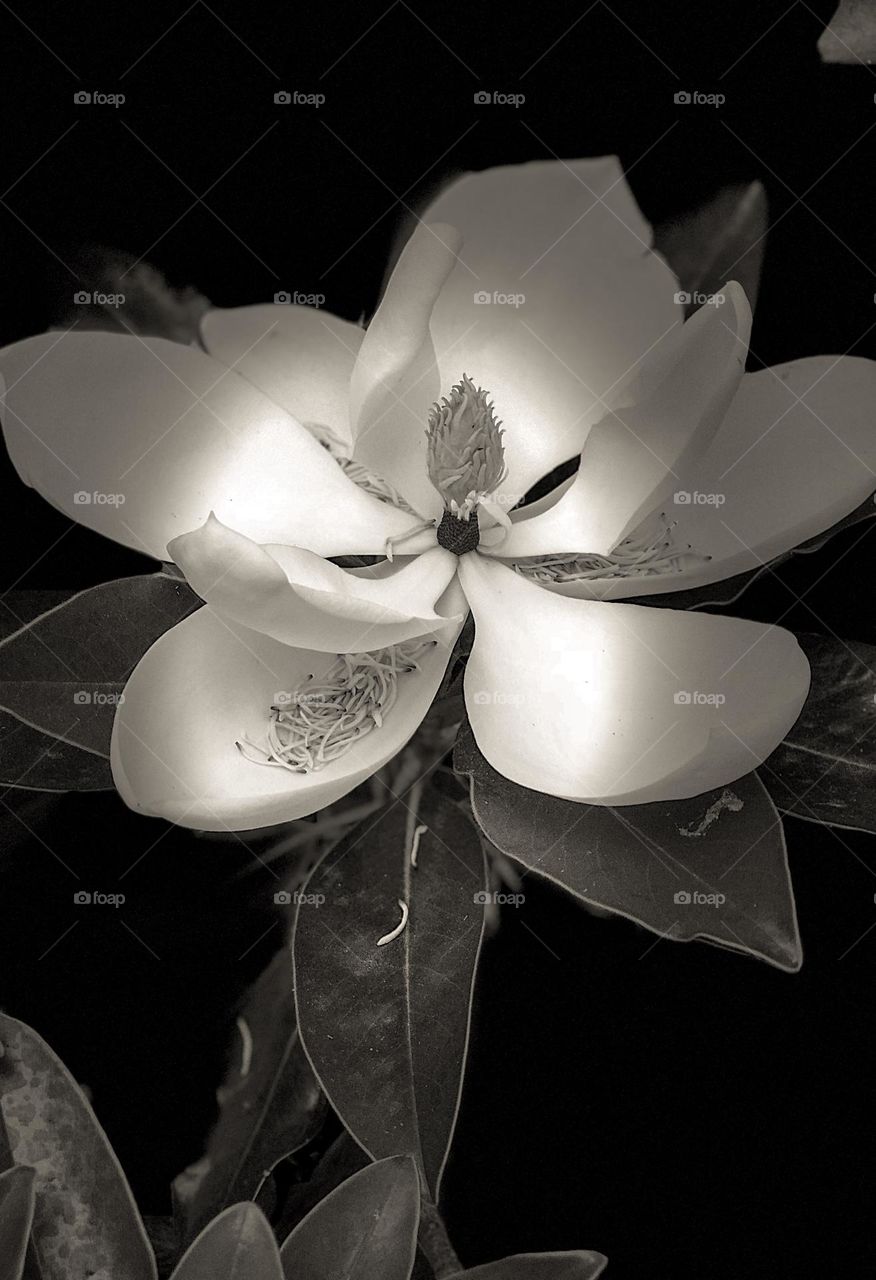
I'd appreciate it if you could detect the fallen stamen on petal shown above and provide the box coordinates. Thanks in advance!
[235,639,437,774]
[377,898,409,947]
[514,511,711,583]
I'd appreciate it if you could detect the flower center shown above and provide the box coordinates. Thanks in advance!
[425,374,506,534]
[436,508,480,554]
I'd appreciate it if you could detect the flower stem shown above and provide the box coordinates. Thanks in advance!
[418,1198,461,1277]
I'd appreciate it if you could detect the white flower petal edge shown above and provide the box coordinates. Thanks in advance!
[458,554,810,804]
[111,579,466,831]
[527,354,876,601]
[169,514,461,651]
[422,156,682,504]
[349,221,463,522]
[490,283,751,559]
[200,303,364,449]
[0,332,436,560]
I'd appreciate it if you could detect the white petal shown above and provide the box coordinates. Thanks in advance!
[489,284,751,558]
[350,222,463,519]
[111,587,464,831]
[169,514,461,651]
[423,156,681,501]
[200,303,363,449]
[0,331,436,560]
[458,554,809,804]
[535,355,876,601]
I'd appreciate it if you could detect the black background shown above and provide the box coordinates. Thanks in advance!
[1,2,875,1277]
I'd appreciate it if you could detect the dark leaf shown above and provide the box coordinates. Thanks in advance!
[818,0,876,61]
[51,246,211,344]
[653,181,767,316]
[455,727,801,972]
[0,573,201,757]
[278,1156,419,1280]
[169,1204,282,1280]
[271,1131,368,1243]
[293,787,487,1197]
[761,633,876,832]
[0,712,113,789]
[0,1014,156,1280]
[449,1252,607,1279]
[0,1165,36,1280]
[174,949,326,1243]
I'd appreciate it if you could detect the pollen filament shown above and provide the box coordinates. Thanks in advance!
[236,639,437,774]
[514,512,711,583]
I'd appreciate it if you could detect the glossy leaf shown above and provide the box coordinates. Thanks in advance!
[0,710,113,789]
[170,1203,282,1280]
[762,633,876,832]
[293,787,487,1197]
[0,1013,156,1280]
[50,246,211,343]
[0,1165,37,1280]
[653,181,766,317]
[455,727,801,972]
[449,1252,607,1279]
[278,1155,419,1280]
[0,573,201,757]
[174,949,326,1242]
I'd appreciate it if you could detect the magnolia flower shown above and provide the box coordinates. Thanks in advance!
[2,157,875,832]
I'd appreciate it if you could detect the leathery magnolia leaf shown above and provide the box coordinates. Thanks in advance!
[628,491,876,612]
[0,1014,157,1280]
[0,710,113,790]
[51,246,211,343]
[449,1251,607,1279]
[278,1155,419,1280]
[761,633,876,833]
[0,1165,37,1280]
[174,949,326,1242]
[818,0,876,61]
[455,727,801,972]
[169,1203,282,1280]
[0,573,201,757]
[653,181,767,317]
[293,788,487,1198]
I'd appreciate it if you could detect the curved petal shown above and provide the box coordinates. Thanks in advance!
[457,554,809,804]
[530,355,876,601]
[168,514,461,650]
[350,222,462,520]
[111,586,465,830]
[0,331,436,560]
[423,156,681,502]
[489,283,751,559]
[200,303,363,448]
